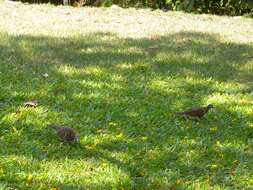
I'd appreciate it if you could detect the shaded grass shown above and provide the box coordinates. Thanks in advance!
[0,3,253,190]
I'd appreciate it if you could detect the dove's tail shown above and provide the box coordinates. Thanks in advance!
[174,112,185,116]
[47,124,61,130]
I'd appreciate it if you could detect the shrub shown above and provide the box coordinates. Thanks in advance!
[16,0,253,17]
[157,0,252,16]
[86,0,253,16]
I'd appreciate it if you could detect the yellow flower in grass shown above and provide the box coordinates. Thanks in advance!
[209,127,217,132]
[101,160,109,168]
[176,178,182,185]
[27,174,33,184]
[211,164,218,169]
[116,133,123,138]
[216,141,221,146]
[141,136,148,141]
[109,122,117,127]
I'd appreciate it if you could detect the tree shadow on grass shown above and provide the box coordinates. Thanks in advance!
[0,31,253,189]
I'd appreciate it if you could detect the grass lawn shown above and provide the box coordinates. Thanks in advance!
[0,1,253,189]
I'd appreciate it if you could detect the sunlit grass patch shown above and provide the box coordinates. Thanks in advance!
[0,1,253,189]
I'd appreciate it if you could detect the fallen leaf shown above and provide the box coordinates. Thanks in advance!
[43,73,49,77]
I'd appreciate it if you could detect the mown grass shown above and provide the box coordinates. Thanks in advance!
[0,1,253,190]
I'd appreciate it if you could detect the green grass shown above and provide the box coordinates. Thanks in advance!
[0,1,253,189]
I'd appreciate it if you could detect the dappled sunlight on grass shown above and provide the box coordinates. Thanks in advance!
[0,2,253,188]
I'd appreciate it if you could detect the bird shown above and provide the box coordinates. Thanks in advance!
[24,101,38,108]
[47,124,79,142]
[175,104,214,118]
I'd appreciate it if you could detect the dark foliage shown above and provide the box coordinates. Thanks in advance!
[15,0,253,17]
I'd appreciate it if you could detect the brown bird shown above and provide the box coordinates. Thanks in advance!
[48,124,79,142]
[175,104,214,118]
